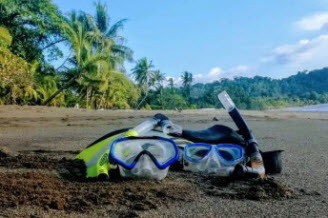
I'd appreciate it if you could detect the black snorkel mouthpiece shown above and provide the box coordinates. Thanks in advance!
[218,91,265,178]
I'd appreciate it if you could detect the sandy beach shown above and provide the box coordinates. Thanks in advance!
[0,106,327,217]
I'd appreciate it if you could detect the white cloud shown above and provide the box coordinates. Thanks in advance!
[262,34,328,77]
[295,11,328,31]
[299,39,310,45]
[193,65,256,84]
[163,65,255,85]
[208,67,223,76]
[259,11,328,77]
[164,76,182,87]
[192,67,223,83]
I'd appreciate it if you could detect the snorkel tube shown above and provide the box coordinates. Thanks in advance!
[132,113,171,135]
[218,91,265,179]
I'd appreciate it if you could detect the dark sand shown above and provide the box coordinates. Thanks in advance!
[0,106,327,217]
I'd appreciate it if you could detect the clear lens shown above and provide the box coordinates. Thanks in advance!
[185,145,210,161]
[112,139,176,165]
[216,145,243,162]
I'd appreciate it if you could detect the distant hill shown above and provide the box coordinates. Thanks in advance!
[189,68,328,110]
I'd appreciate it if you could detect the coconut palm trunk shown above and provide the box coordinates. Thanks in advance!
[42,75,78,106]
[136,87,149,110]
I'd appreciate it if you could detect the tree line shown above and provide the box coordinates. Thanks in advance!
[1,0,328,110]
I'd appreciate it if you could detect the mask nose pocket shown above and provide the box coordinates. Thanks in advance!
[133,155,153,174]
[204,152,221,173]
[205,159,220,173]
[123,154,167,179]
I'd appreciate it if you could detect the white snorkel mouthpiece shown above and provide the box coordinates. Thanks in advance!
[218,91,235,112]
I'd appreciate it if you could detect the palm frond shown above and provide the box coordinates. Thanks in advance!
[106,18,128,38]
[95,0,108,33]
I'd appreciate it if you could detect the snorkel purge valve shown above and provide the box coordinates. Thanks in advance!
[218,91,266,178]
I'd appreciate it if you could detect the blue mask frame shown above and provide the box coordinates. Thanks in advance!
[110,136,179,170]
[184,143,244,165]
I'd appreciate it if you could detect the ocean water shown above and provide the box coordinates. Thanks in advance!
[282,104,328,112]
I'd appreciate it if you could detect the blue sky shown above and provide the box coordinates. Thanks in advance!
[52,0,328,83]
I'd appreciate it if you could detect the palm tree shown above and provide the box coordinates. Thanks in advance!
[151,70,166,109]
[181,71,193,88]
[168,78,174,89]
[43,13,108,105]
[43,3,133,106]
[131,58,155,109]
[36,75,65,106]
[91,1,133,67]
[151,70,165,89]
[181,71,193,101]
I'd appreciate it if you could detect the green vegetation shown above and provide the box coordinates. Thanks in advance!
[0,26,36,105]
[186,69,328,110]
[0,0,328,110]
[0,0,137,109]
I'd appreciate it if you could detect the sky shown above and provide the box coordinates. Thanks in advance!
[52,0,328,83]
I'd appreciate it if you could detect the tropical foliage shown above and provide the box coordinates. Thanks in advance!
[0,27,36,104]
[142,68,328,110]
[187,68,328,110]
[0,0,138,109]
